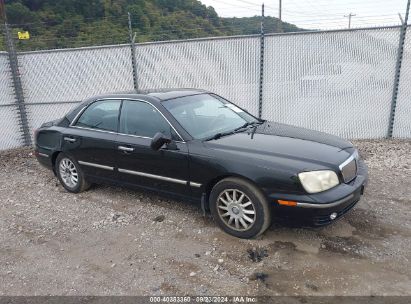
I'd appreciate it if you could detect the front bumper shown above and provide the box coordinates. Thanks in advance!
[270,158,368,226]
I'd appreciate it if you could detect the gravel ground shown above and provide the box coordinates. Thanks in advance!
[0,140,410,296]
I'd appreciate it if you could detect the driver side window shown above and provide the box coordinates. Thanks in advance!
[119,100,179,140]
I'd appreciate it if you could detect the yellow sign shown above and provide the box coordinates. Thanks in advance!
[18,31,30,40]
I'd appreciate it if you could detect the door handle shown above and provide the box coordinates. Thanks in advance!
[118,146,134,152]
[64,137,76,142]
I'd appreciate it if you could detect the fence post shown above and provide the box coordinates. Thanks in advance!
[387,0,410,138]
[258,4,265,119]
[3,22,31,146]
[128,12,139,91]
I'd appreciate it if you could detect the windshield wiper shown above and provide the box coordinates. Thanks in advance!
[204,121,263,141]
[233,121,262,132]
[204,130,235,141]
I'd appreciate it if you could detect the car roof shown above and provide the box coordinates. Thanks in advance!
[65,88,210,123]
[90,88,209,102]
[140,88,209,101]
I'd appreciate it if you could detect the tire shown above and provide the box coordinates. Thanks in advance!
[55,153,90,193]
[209,177,272,239]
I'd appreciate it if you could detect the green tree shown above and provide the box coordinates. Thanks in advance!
[0,0,303,51]
[5,2,39,25]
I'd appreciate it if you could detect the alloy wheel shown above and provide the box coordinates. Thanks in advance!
[59,158,78,188]
[216,189,256,231]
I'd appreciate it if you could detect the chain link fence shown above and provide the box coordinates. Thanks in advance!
[393,26,411,138]
[0,26,410,150]
[262,27,400,138]
[135,36,261,116]
[18,45,135,133]
[0,51,21,149]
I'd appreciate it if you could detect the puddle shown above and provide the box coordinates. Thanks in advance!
[269,241,297,251]
[319,236,365,258]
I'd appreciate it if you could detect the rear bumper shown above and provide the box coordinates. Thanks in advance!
[34,149,53,170]
[270,158,368,226]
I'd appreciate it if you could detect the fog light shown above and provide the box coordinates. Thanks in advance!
[330,212,338,220]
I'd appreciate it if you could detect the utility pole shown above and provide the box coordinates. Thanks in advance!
[344,13,356,29]
[278,0,282,32]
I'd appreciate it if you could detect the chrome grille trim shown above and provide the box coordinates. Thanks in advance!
[339,151,358,183]
[339,150,358,170]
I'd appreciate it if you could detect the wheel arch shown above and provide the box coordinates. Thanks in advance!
[51,151,62,175]
[203,173,261,211]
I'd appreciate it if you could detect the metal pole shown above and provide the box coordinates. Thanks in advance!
[1,3,32,146]
[128,12,139,91]
[388,0,410,138]
[278,0,282,32]
[258,3,265,119]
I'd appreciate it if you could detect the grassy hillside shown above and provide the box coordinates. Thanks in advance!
[223,16,301,35]
[0,0,303,51]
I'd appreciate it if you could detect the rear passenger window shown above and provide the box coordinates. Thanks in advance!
[75,100,121,132]
[119,100,178,139]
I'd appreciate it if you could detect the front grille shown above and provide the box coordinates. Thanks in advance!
[340,156,357,183]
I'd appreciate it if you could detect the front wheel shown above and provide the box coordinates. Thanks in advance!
[55,153,90,193]
[210,177,272,239]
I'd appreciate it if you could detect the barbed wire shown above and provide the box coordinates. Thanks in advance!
[213,0,405,28]
[1,0,406,51]
[4,1,403,29]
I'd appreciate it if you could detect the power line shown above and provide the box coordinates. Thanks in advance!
[234,0,275,10]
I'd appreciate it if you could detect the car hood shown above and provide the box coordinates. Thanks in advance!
[205,121,354,168]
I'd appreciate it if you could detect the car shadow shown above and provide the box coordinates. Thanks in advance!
[269,215,323,230]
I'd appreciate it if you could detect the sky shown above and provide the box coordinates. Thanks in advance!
[199,0,408,30]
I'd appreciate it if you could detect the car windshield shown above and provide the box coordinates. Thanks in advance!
[163,94,260,140]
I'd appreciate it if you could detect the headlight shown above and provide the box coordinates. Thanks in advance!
[298,170,339,193]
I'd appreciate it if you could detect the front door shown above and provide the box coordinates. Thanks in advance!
[115,100,190,196]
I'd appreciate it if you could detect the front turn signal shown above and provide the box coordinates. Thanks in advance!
[277,200,297,207]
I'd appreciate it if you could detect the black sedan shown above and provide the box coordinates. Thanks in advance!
[34,89,368,239]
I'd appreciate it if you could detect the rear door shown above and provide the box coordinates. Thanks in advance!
[115,100,190,196]
[63,99,121,180]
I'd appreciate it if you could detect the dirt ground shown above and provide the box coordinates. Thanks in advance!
[0,140,410,296]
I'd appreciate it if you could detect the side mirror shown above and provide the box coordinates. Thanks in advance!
[150,132,172,151]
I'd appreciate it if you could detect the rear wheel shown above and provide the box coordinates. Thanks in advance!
[56,153,90,193]
[210,177,271,239]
